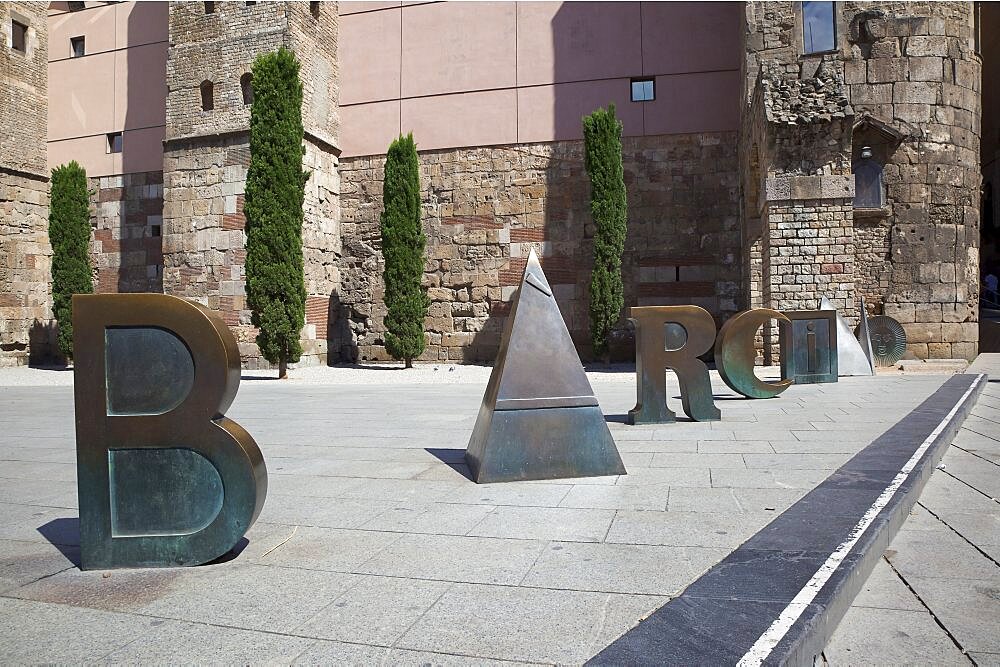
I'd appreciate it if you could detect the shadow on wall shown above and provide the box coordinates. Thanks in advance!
[27,319,60,366]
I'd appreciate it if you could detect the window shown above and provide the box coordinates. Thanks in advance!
[200,80,214,111]
[310,1,320,18]
[802,1,836,54]
[150,225,162,237]
[70,36,85,58]
[240,73,253,105]
[11,19,27,53]
[853,146,884,209]
[245,1,256,5]
[631,78,654,102]
[67,1,86,10]
[107,132,123,154]
[204,2,215,14]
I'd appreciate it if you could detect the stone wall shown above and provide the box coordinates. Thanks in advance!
[90,171,164,295]
[742,1,981,360]
[335,133,741,363]
[162,1,340,368]
[1,1,51,366]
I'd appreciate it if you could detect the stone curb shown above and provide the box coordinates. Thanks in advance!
[587,373,986,667]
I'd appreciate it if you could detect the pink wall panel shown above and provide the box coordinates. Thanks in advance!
[400,2,516,98]
[48,135,115,174]
[48,3,116,60]
[339,2,401,16]
[340,100,401,157]
[121,125,166,174]
[48,51,117,140]
[114,43,168,130]
[516,2,642,86]
[401,89,517,151]
[640,2,742,75]
[517,80,643,144]
[115,1,168,50]
[339,9,401,105]
[644,71,741,135]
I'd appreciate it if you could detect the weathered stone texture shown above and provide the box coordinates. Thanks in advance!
[90,172,164,295]
[1,2,51,366]
[162,1,340,368]
[335,133,741,363]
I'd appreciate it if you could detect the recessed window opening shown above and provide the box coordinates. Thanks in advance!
[240,73,253,105]
[71,36,85,57]
[802,1,837,54]
[204,2,215,14]
[853,146,884,209]
[67,2,86,11]
[107,132,123,154]
[11,19,28,53]
[631,78,654,102]
[200,80,214,111]
[310,1,320,19]
[151,225,162,237]
[245,1,256,6]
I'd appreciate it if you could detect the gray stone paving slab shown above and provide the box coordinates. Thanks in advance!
[904,575,1000,654]
[696,440,774,454]
[823,606,971,665]
[708,467,832,489]
[605,510,774,549]
[467,506,616,543]
[292,640,535,666]
[665,487,804,514]
[353,534,547,586]
[443,481,574,507]
[971,653,1000,667]
[394,583,665,664]
[255,526,403,572]
[360,502,499,535]
[847,558,924,612]
[258,494,399,529]
[520,542,728,595]
[557,482,670,511]
[0,539,76,595]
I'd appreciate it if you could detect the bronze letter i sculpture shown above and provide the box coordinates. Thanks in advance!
[73,294,267,569]
[465,249,626,483]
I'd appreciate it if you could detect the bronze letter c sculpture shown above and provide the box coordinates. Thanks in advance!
[629,305,721,424]
[73,294,267,569]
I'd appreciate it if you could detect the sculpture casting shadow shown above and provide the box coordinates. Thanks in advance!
[424,448,474,481]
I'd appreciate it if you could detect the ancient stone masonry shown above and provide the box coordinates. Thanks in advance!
[741,1,981,360]
[1,1,51,366]
[335,134,741,364]
[90,172,164,295]
[162,1,340,367]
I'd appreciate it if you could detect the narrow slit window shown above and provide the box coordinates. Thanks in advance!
[802,1,837,54]
[107,132,123,154]
[310,2,320,18]
[71,36,85,58]
[200,80,214,111]
[240,73,253,105]
[11,19,28,53]
[631,78,655,102]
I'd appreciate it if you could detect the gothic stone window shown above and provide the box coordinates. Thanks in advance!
[853,146,884,209]
[802,1,837,54]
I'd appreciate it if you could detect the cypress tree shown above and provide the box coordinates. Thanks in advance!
[244,48,307,379]
[583,104,628,362]
[380,133,428,368]
[49,160,93,361]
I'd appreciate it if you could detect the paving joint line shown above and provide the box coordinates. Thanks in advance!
[916,500,1000,569]
[937,468,1000,503]
[949,443,1000,468]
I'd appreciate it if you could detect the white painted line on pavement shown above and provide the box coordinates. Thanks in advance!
[736,373,986,667]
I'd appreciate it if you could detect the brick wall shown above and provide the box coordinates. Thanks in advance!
[336,133,741,363]
[90,171,164,295]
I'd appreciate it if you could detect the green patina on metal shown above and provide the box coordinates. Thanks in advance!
[779,310,839,384]
[73,294,267,570]
[715,308,794,399]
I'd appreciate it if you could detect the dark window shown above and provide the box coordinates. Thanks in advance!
[204,2,215,14]
[151,225,162,237]
[67,2,86,10]
[802,1,836,54]
[853,146,884,208]
[240,73,253,105]
[200,80,214,111]
[310,1,320,18]
[630,78,654,102]
[71,36,85,58]
[245,1,256,5]
[107,132,123,154]
[11,19,27,53]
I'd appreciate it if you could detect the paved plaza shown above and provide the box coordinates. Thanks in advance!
[0,363,996,664]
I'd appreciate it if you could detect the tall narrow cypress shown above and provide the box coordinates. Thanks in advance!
[583,105,628,361]
[380,134,428,368]
[49,160,93,361]
[244,48,307,379]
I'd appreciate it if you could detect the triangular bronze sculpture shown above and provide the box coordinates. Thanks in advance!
[858,296,876,373]
[820,296,874,377]
[465,249,626,483]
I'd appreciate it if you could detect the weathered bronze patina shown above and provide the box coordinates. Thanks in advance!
[73,294,267,569]
[714,308,793,399]
[629,305,721,423]
[465,249,626,483]
[778,309,839,384]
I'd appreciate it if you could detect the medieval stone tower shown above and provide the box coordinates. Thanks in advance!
[162,1,340,367]
[741,1,982,360]
[0,1,51,366]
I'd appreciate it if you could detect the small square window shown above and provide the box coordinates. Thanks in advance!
[150,225,161,237]
[107,132,123,154]
[71,36,85,58]
[631,78,654,102]
[204,2,215,14]
[11,19,28,54]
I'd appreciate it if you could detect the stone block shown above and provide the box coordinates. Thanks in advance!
[906,35,949,57]
[893,81,939,104]
[904,323,941,343]
[867,58,907,84]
